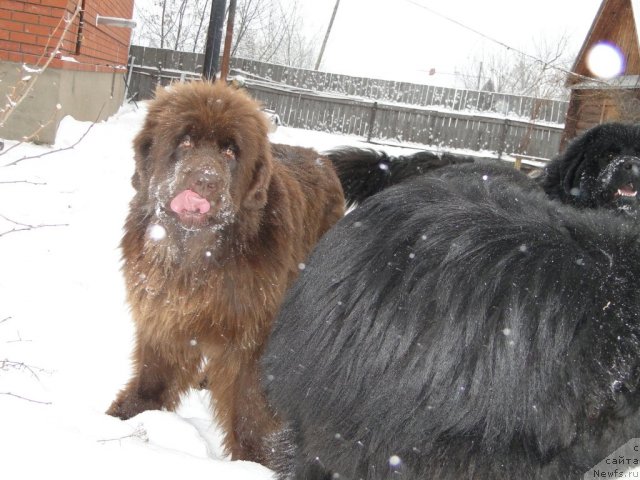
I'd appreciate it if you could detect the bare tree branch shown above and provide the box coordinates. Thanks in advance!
[173,0,189,51]
[457,32,575,100]
[0,180,46,186]
[1,360,50,381]
[1,102,105,167]
[0,214,68,239]
[98,425,149,444]
[0,392,52,405]
[134,0,316,68]
[192,0,211,52]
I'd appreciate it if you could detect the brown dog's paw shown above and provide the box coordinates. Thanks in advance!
[106,394,162,420]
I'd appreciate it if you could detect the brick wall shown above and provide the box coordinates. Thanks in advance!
[0,0,134,73]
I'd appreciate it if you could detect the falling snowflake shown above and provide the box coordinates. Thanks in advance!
[147,224,166,241]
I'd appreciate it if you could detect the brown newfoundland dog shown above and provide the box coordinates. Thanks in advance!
[106,81,345,464]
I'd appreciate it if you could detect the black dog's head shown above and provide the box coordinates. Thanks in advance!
[542,122,640,214]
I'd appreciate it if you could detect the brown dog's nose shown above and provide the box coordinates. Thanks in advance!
[187,170,222,197]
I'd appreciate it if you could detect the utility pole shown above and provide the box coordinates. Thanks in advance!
[202,0,227,80]
[315,0,341,71]
[220,0,237,81]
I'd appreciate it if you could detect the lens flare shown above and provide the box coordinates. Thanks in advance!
[586,42,625,79]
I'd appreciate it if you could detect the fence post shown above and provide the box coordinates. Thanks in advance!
[366,101,378,142]
[498,118,510,160]
[155,62,162,88]
[124,55,135,101]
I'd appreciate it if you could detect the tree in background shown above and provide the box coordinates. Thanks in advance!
[457,32,575,100]
[232,0,316,68]
[132,0,209,52]
[132,0,317,68]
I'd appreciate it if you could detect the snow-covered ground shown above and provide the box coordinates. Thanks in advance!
[0,102,389,480]
[3,101,637,479]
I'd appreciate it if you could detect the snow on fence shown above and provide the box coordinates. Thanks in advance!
[230,57,569,125]
[126,45,567,161]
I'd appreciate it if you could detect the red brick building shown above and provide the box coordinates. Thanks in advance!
[0,0,135,143]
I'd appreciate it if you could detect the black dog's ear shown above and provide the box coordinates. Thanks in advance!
[559,124,613,197]
[560,131,594,195]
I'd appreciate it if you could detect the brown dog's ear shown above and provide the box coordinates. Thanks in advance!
[242,153,273,210]
[131,171,141,191]
[131,129,154,192]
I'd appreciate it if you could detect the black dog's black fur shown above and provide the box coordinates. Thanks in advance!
[262,163,640,479]
[542,122,640,215]
[327,147,475,206]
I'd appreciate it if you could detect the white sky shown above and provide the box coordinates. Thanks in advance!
[132,0,605,85]
[295,0,603,83]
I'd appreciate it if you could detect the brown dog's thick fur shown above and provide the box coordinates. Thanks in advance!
[106,81,344,464]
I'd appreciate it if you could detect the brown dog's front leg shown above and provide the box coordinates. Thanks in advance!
[107,332,201,420]
[206,350,280,464]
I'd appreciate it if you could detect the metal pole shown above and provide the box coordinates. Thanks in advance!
[220,0,237,82]
[124,55,135,101]
[202,0,227,80]
[315,0,340,71]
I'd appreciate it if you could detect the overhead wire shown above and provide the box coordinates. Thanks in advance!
[403,0,611,86]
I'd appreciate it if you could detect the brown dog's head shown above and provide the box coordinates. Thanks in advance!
[130,81,273,255]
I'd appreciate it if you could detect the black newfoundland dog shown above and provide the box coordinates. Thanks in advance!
[327,147,475,206]
[542,122,640,215]
[262,163,640,479]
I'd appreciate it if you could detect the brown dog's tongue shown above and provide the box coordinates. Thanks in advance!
[170,190,211,214]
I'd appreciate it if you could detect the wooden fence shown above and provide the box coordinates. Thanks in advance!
[126,45,567,161]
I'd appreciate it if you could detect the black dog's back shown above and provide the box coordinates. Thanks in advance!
[262,164,640,479]
[327,147,475,206]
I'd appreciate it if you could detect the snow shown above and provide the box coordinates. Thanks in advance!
[0,102,378,480]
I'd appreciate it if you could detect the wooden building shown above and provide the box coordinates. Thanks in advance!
[562,0,640,149]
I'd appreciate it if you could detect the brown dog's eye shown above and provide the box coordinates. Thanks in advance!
[221,143,237,161]
[179,135,193,148]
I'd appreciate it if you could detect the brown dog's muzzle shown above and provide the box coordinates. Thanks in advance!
[167,151,232,229]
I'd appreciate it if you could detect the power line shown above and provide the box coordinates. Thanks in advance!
[403,0,608,85]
